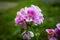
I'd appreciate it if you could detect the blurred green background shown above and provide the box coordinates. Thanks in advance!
[0,0,60,40]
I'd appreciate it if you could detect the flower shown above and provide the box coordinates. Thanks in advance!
[28,5,44,25]
[54,23,60,37]
[15,15,24,25]
[55,28,60,37]
[15,15,27,29]
[46,29,57,40]
[56,23,60,30]
[46,29,54,35]
[15,5,44,26]
[49,37,57,40]
[22,31,34,40]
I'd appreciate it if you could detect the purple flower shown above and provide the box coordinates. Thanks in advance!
[49,37,57,40]
[56,23,60,30]
[55,28,60,37]
[54,23,60,37]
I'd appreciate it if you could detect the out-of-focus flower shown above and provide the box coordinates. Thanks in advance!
[15,15,27,29]
[15,5,44,26]
[49,37,57,40]
[46,29,57,40]
[55,23,60,37]
[46,29,54,35]
[56,23,60,30]
[30,5,44,25]
[15,15,24,25]
[22,31,34,40]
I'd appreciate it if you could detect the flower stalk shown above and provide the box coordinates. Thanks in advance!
[15,5,44,40]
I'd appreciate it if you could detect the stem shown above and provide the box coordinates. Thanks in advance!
[25,22,29,33]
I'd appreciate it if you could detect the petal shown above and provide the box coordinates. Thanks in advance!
[29,31,34,37]
[31,5,41,14]
[27,9,35,17]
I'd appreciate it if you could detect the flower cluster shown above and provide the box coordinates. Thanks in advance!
[15,5,44,29]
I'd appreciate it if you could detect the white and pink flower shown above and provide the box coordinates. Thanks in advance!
[46,29,54,34]
[15,5,44,29]
[22,31,34,40]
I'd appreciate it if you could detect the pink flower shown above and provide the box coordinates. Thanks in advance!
[15,15,27,29]
[30,5,44,25]
[15,5,44,26]
[46,29,54,34]
[15,15,23,25]
[26,5,44,25]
